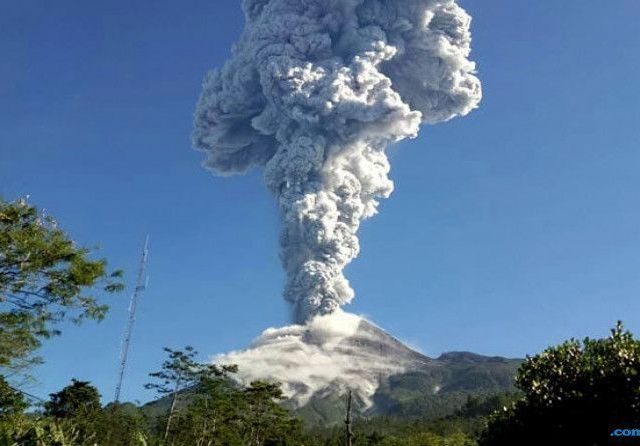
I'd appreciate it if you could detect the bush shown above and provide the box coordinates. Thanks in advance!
[480,322,640,445]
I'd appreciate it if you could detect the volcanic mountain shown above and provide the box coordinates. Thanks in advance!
[142,313,519,425]
[145,311,521,425]
[214,312,521,424]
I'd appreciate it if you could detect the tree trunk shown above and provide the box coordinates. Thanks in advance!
[164,377,181,441]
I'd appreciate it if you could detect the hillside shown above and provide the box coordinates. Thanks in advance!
[290,323,520,425]
[143,320,520,426]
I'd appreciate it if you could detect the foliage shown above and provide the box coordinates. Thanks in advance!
[238,381,304,446]
[367,355,520,421]
[0,361,518,446]
[0,413,150,446]
[146,346,304,445]
[480,322,640,445]
[0,376,27,419]
[305,417,478,446]
[166,362,241,445]
[41,379,103,443]
[3,418,75,446]
[167,378,305,446]
[145,346,204,440]
[301,392,520,446]
[44,379,101,419]
[0,198,123,371]
[145,347,201,399]
[0,392,150,445]
[95,403,150,446]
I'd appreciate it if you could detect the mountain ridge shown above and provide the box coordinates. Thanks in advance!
[142,317,521,426]
[291,319,521,424]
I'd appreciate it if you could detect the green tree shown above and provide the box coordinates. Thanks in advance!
[169,364,241,446]
[10,418,76,446]
[0,198,123,371]
[480,322,640,446]
[97,402,150,446]
[44,379,101,419]
[0,375,29,419]
[147,355,305,446]
[43,380,103,444]
[145,346,201,441]
[0,375,27,419]
[240,381,303,446]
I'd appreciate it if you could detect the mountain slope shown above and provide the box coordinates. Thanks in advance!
[289,320,520,424]
[142,317,521,426]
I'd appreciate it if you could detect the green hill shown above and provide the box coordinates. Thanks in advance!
[289,351,520,425]
[142,349,520,427]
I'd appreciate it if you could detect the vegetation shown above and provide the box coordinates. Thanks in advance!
[370,354,520,420]
[0,385,149,446]
[479,321,640,445]
[44,379,102,419]
[145,347,304,445]
[292,353,521,426]
[0,198,123,372]
[304,393,518,446]
[0,376,27,418]
[145,346,202,440]
[0,368,501,445]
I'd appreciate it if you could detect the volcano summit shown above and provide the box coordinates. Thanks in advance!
[216,312,520,422]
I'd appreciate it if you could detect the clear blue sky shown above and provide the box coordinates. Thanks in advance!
[1,1,639,404]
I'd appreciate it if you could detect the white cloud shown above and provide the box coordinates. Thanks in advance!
[214,310,410,407]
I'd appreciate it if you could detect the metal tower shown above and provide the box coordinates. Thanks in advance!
[114,235,149,403]
[344,390,354,446]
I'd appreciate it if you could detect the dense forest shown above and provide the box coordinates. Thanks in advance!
[2,198,639,445]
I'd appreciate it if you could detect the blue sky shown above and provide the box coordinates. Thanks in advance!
[1,0,639,404]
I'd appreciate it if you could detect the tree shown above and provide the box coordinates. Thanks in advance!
[480,322,640,445]
[0,375,27,418]
[41,379,103,444]
[145,352,305,446]
[97,402,150,446]
[239,381,303,446]
[0,198,123,371]
[44,379,101,419]
[169,364,241,446]
[145,346,201,441]
[10,418,76,446]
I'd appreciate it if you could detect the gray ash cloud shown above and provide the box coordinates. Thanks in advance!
[194,0,481,323]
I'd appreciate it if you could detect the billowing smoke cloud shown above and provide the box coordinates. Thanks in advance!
[194,0,481,323]
[215,311,411,407]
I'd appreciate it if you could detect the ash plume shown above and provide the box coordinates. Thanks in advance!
[194,0,481,323]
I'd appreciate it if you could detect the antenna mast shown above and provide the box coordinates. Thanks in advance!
[344,390,354,446]
[114,235,149,403]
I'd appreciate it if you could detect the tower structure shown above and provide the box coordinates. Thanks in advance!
[114,235,149,403]
[344,390,354,446]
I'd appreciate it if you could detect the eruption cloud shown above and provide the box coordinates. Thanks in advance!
[215,311,408,408]
[194,0,481,323]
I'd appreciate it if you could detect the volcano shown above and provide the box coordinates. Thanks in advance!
[142,314,519,425]
[216,313,521,425]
